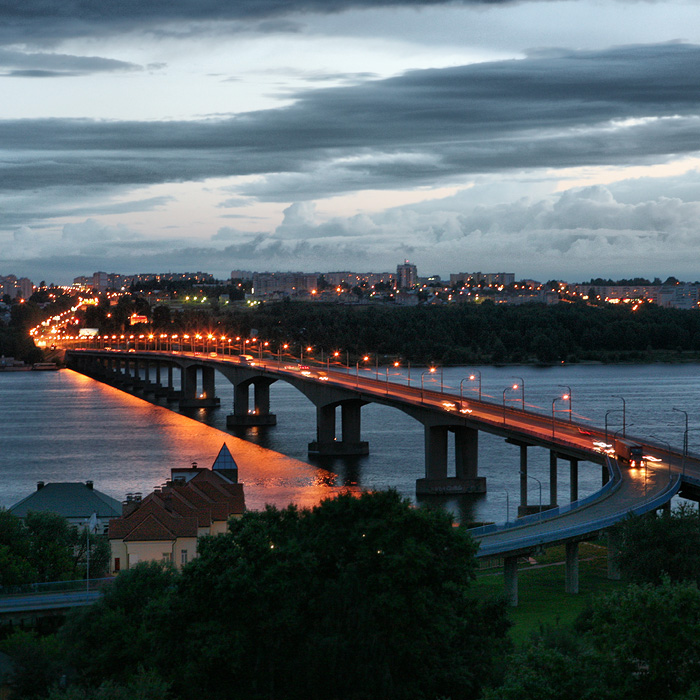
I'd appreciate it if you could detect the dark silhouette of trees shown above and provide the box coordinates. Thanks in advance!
[57,491,509,700]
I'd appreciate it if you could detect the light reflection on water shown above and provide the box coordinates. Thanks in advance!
[1,362,698,523]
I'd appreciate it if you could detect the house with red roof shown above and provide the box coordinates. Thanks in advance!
[108,444,245,573]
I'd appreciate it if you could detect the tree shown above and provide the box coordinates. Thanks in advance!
[62,491,509,700]
[60,562,179,688]
[0,509,35,587]
[163,491,509,700]
[612,504,700,585]
[482,634,599,700]
[0,630,64,700]
[589,577,700,700]
[25,512,76,583]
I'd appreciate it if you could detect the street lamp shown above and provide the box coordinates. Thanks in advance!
[604,409,622,447]
[421,368,437,401]
[512,376,525,409]
[673,407,689,475]
[467,370,482,401]
[559,385,572,421]
[552,396,565,438]
[611,395,626,437]
[503,383,518,424]
[520,470,543,519]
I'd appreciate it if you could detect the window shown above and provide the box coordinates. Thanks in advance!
[162,552,171,562]
[181,549,188,566]
[114,557,120,572]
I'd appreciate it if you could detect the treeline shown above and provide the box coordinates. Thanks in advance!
[4,498,700,700]
[210,301,700,365]
[0,510,109,589]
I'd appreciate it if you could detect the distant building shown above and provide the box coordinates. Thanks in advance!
[92,271,110,292]
[396,261,417,289]
[9,481,122,534]
[231,270,254,281]
[252,272,318,298]
[108,444,245,573]
[17,278,33,300]
[450,272,515,288]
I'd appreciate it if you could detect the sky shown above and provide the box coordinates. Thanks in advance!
[3,0,700,284]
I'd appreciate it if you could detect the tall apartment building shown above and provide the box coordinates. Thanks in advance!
[396,261,417,289]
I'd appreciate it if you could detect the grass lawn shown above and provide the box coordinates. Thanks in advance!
[473,542,627,645]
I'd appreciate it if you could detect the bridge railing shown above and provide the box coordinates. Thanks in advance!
[468,456,621,538]
[0,578,113,598]
[475,471,682,558]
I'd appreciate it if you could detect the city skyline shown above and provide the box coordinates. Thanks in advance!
[3,0,700,283]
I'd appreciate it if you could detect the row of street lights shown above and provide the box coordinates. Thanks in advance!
[69,330,696,458]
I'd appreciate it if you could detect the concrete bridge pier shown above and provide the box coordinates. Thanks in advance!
[308,400,369,456]
[227,379,277,427]
[141,361,160,396]
[416,425,486,495]
[569,458,579,501]
[165,365,181,401]
[152,362,170,398]
[179,365,220,409]
[515,441,556,516]
[120,358,135,389]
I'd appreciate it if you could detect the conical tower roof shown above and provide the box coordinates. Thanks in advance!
[212,443,238,472]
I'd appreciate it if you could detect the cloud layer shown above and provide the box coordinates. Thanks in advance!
[3,43,700,202]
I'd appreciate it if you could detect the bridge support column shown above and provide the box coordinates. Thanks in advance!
[308,401,368,455]
[166,365,181,400]
[179,366,220,408]
[132,360,145,389]
[515,441,555,517]
[417,425,485,494]
[565,541,579,594]
[153,362,169,397]
[519,445,528,508]
[550,451,558,507]
[569,458,579,502]
[504,556,518,607]
[227,380,277,427]
[121,359,135,388]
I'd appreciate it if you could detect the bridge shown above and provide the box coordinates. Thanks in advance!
[64,346,699,604]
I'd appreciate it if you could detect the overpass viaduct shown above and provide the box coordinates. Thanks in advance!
[64,347,698,604]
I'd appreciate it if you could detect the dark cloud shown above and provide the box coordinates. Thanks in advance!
[3,43,700,215]
[0,0,505,43]
[0,48,141,75]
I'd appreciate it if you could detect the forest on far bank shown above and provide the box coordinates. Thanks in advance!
[10,291,700,366]
[213,300,700,366]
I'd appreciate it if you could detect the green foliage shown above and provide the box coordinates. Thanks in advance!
[0,630,64,700]
[612,504,700,585]
[589,577,700,700]
[210,299,700,365]
[60,562,178,687]
[0,510,109,588]
[482,631,598,700]
[46,667,171,700]
[25,512,76,583]
[60,491,508,700]
[158,490,508,700]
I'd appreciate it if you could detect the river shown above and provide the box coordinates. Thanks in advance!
[1,363,698,523]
